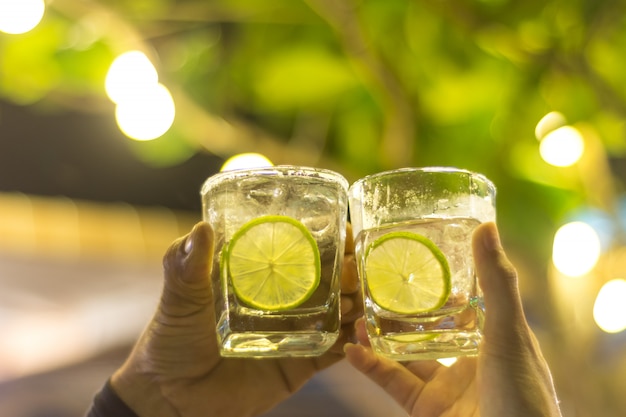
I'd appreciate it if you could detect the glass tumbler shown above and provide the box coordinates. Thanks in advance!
[348,167,496,360]
[201,165,348,358]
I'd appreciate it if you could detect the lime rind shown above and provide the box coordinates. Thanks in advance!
[364,231,451,315]
[224,215,321,311]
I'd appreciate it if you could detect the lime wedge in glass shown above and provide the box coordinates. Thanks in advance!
[364,231,451,314]
[224,215,321,311]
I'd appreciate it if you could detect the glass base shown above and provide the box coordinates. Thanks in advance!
[369,330,482,361]
[219,331,339,358]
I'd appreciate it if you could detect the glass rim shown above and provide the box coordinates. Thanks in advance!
[201,164,349,195]
[349,166,496,194]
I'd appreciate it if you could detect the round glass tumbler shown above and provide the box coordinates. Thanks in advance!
[201,166,349,358]
[348,167,496,361]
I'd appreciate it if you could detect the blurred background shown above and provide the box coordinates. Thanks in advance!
[1,0,626,416]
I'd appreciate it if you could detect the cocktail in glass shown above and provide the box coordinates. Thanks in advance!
[201,166,348,358]
[348,167,496,360]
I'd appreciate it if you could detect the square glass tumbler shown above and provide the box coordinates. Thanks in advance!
[348,167,496,360]
[201,166,348,358]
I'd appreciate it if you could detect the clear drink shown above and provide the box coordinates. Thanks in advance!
[356,217,484,360]
[349,167,496,361]
[201,166,348,358]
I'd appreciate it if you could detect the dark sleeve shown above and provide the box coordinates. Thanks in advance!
[85,379,139,417]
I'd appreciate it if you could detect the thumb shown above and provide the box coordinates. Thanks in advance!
[472,222,526,335]
[160,222,215,318]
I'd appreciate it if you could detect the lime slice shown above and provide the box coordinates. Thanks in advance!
[224,215,321,311]
[364,231,451,314]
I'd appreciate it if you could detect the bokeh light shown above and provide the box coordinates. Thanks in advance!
[539,126,585,167]
[105,51,159,105]
[220,153,274,171]
[552,221,601,277]
[564,207,615,253]
[593,279,626,333]
[535,111,567,140]
[115,83,176,141]
[0,0,45,34]
[106,50,176,140]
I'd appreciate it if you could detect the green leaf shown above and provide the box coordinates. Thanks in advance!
[252,46,358,110]
[0,16,66,103]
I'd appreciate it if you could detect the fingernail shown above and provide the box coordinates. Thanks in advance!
[341,297,354,315]
[343,342,357,354]
[483,222,501,251]
[184,232,195,254]
[344,343,368,356]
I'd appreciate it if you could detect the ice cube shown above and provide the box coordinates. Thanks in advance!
[299,200,332,232]
[441,221,474,289]
[243,179,286,209]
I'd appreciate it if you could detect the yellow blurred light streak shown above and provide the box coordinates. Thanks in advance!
[0,191,196,261]
[105,50,159,105]
[32,196,81,259]
[115,83,176,141]
[593,279,626,333]
[0,0,45,34]
[220,153,274,171]
[552,222,601,277]
[0,192,200,380]
[539,126,585,167]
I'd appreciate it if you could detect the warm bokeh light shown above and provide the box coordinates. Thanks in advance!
[105,50,159,104]
[539,126,585,167]
[0,0,45,34]
[552,221,601,277]
[220,153,274,171]
[535,111,567,140]
[115,83,176,141]
[593,279,626,333]
[567,207,614,253]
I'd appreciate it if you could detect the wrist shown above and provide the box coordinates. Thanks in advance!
[110,359,177,417]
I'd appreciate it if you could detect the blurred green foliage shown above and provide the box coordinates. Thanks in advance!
[2,2,626,414]
[1,0,626,264]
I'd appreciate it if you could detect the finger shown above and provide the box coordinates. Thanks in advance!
[354,317,371,346]
[345,222,355,254]
[340,292,363,324]
[472,222,525,332]
[404,360,442,382]
[344,343,424,414]
[341,223,359,294]
[160,222,215,318]
[181,222,215,286]
[341,253,360,294]
[326,320,358,356]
